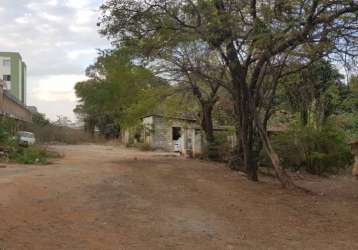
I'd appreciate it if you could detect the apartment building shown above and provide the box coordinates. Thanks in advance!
[0,52,27,104]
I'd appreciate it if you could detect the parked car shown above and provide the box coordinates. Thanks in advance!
[17,131,36,146]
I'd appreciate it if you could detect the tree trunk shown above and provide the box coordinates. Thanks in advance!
[256,120,295,188]
[240,120,259,182]
[226,54,259,181]
[201,102,217,160]
[240,84,259,181]
[201,102,214,144]
[232,86,259,181]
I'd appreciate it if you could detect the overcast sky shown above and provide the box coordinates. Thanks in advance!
[0,0,109,121]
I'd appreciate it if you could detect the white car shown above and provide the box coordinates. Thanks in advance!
[17,131,36,146]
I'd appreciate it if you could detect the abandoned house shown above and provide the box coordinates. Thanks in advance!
[121,114,235,157]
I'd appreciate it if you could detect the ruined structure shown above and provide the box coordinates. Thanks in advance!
[122,114,235,157]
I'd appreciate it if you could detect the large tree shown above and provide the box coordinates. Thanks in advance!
[99,0,358,187]
[75,48,167,136]
[150,42,227,157]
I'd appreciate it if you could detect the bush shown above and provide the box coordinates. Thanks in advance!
[0,117,16,145]
[0,126,10,145]
[10,146,60,165]
[334,112,358,140]
[272,123,353,175]
[0,117,61,164]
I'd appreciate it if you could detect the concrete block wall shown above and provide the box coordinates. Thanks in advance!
[0,84,32,122]
[152,116,172,151]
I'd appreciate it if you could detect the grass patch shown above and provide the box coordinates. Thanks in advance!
[7,146,62,165]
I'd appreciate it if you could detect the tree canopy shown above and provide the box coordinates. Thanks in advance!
[74,48,168,137]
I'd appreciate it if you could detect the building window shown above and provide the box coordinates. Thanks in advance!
[2,59,11,67]
[3,75,11,81]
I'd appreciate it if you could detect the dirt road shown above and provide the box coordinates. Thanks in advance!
[0,145,357,250]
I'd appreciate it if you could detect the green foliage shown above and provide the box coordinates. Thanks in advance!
[11,146,60,165]
[281,60,346,128]
[0,117,16,145]
[32,113,50,127]
[272,123,353,175]
[0,126,12,145]
[334,113,358,140]
[274,61,355,175]
[74,48,169,136]
[334,75,358,139]
[161,90,200,119]
[202,130,235,161]
[214,130,234,145]
[0,117,60,164]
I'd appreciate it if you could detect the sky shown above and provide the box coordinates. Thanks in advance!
[0,0,109,121]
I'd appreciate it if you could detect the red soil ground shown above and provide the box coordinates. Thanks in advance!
[0,144,357,249]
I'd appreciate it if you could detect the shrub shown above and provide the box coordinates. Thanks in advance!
[0,117,16,145]
[10,146,59,164]
[334,112,358,139]
[272,123,353,175]
[0,118,61,164]
[0,126,10,145]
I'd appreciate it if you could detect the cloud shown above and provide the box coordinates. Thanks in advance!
[64,0,90,9]
[0,0,108,121]
[47,0,59,6]
[67,49,97,60]
[28,74,89,121]
[15,14,32,24]
[38,12,63,22]
[30,74,86,102]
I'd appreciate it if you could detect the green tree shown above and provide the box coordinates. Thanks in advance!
[283,60,346,128]
[32,112,50,127]
[341,75,358,113]
[335,75,358,138]
[74,48,168,137]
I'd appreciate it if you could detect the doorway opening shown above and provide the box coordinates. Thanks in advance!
[172,127,182,152]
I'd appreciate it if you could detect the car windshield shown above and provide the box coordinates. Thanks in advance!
[17,131,34,138]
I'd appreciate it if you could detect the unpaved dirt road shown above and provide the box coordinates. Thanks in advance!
[0,145,357,250]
